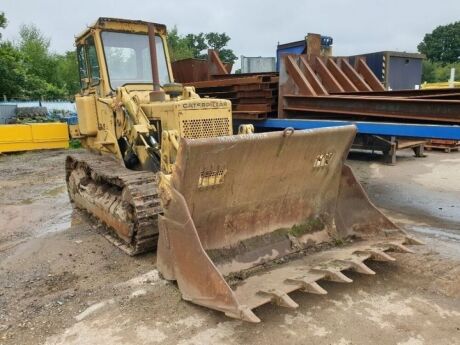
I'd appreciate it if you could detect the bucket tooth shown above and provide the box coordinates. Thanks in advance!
[387,242,415,254]
[311,268,353,283]
[339,259,376,275]
[404,236,424,245]
[354,249,396,262]
[226,306,261,323]
[285,278,328,295]
[257,289,299,309]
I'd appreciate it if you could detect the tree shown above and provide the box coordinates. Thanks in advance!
[0,23,75,100]
[16,24,67,98]
[18,24,54,81]
[0,12,6,39]
[421,60,436,83]
[167,26,194,61]
[185,33,207,59]
[421,60,460,83]
[205,32,237,65]
[55,51,79,96]
[0,41,28,98]
[168,27,237,65]
[418,21,460,64]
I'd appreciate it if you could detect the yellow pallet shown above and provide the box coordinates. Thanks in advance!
[0,123,69,153]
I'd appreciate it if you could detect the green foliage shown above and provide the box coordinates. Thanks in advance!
[185,33,208,58]
[167,26,194,61]
[422,60,460,83]
[0,23,78,100]
[69,139,82,149]
[205,32,237,65]
[0,12,6,39]
[55,51,80,96]
[168,27,237,65]
[0,41,28,98]
[418,21,460,64]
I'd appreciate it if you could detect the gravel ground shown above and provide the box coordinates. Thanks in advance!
[0,148,459,345]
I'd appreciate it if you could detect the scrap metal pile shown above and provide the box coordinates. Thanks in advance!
[172,39,460,125]
[172,50,279,119]
[7,107,50,124]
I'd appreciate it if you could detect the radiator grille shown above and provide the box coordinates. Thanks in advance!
[181,118,231,139]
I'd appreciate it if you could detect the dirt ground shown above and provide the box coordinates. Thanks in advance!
[0,148,459,345]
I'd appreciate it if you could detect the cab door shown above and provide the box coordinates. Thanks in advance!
[75,37,100,136]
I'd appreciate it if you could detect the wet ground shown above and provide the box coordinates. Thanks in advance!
[0,148,459,345]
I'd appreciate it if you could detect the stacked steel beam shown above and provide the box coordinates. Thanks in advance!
[172,50,279,119]
[278,54,460,124]
[185,74,279,119]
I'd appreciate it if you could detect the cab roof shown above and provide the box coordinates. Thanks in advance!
[75,17,168,43]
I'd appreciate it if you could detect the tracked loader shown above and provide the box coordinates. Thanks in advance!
[67,17,422,322]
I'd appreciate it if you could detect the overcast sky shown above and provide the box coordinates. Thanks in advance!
[2,0,459,67]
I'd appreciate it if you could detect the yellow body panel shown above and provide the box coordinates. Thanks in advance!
[0,123,69,153]
[75,96,98,135]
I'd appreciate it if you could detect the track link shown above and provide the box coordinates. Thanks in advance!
[65,153,162,255]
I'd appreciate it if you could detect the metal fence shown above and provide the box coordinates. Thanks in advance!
[0,101,76,124]
[0,104,17,124]
[0,101,76,112]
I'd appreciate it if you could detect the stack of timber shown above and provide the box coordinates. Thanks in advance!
[172,50,279,119]
[425,139,460,153]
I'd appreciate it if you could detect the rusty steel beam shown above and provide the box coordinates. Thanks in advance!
[407,93,460,100]
[339,58,372,92]
[283,95,460,123]
[315,57,344,93]
[326,58,358,92]
[356,58,385,91]
[285,56,317,96]
[208,49,229,76]
[299,56,328,95]
[332,88,460,97]
[184,75,273,88]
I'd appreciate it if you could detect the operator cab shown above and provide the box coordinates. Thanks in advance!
[75,17,172,95]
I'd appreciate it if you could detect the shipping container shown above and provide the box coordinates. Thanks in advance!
[348,51,425,90]
[240,56,276,73]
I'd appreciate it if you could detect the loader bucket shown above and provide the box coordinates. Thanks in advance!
[157,125,421,322]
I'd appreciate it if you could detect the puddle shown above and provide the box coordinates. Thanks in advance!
[36,209,83,236]
[409,225,460,243]
[20,198,35,205]
[44,185,67,197]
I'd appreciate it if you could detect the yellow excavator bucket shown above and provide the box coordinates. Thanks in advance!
[157,125,421,322]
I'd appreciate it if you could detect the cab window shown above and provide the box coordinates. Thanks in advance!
[86,36,100,85]
[101,31,171,89]
[77,45,89,89]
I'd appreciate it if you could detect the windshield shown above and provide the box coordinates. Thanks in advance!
[101,31,170,89]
